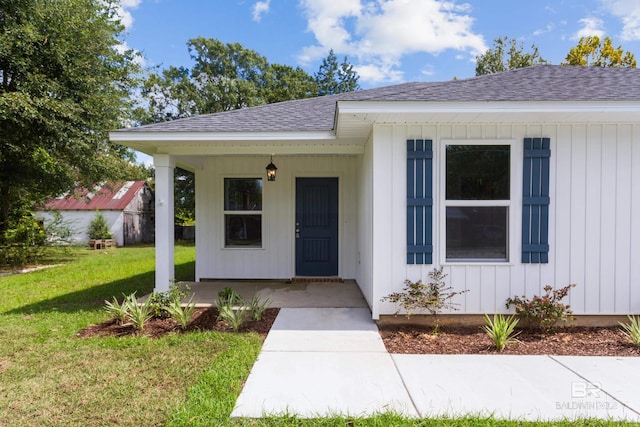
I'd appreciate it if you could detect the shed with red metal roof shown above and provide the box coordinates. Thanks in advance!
[37,181,154,246]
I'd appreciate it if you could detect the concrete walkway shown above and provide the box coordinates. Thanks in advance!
[232,307,640,422]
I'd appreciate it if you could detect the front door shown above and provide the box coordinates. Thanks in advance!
[295,178,338,276]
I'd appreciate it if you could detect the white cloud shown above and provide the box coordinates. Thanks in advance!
[573,17,605,40]
[600,0,640,41]
[252,0,271,22]
[356,63,404,84]
[299,0,362,57]
[533,23,555,36]
[115,0,142,30]
[111,1,145,67]
[298,0,486,84]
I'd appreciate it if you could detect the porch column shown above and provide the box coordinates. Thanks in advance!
[153,154,175,292]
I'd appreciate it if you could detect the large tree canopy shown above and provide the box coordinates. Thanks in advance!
[136,40,361,124]
[563,36,636,68]
[0,0,140,235]
[475,36,547,76]
[137,38,319,123]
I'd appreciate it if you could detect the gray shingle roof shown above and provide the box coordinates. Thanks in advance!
[119,65,640,133]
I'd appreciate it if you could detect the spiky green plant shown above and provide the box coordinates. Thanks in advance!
[123,293,152,334]
[217,303,251,332]
[483,313,521,351]
[104,295,130,324]
[619,315,640,347]
[167,295,196,329]
[248,294,271,321]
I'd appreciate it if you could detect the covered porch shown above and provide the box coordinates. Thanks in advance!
[109,98,377,316]
[134,148,373,303]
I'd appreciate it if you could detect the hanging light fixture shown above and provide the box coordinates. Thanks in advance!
[266,154,278,181]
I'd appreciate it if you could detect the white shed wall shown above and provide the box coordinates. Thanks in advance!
[36,210,124,246]
[195,155,359,280]
[374,123,640,316]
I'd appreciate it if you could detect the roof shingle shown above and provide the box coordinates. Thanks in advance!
[117,65,640,133]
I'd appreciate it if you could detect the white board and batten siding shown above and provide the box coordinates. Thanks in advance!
[195,155,359,281]
[372,123,640,317]
[355,135,375,311]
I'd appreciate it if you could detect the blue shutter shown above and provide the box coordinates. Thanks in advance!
[522,137,550,263]
[407,139,433,264]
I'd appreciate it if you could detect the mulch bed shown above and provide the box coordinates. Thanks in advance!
[78,308,640,357]
[77,307,279,339]
[379,324,640,356]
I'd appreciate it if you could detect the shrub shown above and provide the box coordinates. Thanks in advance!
[483,313,521,351]
[505,284,575,332]
[619,315,640,347]
[147,283,190,318]
[0,214,47,266]
[0,211,78,267]
[381,266,469,335]
[87,211,112,240]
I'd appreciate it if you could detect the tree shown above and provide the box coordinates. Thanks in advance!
[563,36,636,68]
[475,36,547,76]
[88,212,112,240]
[174,169,195,225]
[0,0,141,237]
[264,64,318,104]
[315,49,360,95]
[137,38,319,123]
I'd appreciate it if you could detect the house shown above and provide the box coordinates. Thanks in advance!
[38,181,154,247]
[110,65,640,319]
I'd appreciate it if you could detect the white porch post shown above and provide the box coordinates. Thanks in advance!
[153,154,175,292]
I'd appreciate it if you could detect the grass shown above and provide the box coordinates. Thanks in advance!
[0,243,635,426]
[0,243,262,426]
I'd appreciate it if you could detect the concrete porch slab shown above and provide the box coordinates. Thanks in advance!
[177,280,369,308]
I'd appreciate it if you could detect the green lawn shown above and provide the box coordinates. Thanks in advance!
[0,244,633,426]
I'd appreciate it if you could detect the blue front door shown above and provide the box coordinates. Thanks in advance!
[295,178,338,276]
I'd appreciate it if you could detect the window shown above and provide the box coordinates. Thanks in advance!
[445,144,510,261]
[224,178,262,248]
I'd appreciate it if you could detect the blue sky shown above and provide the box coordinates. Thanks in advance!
[118,0,640,88]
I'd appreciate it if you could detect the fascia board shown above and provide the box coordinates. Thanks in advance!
[336,100,640,115]
[109,130,336,143]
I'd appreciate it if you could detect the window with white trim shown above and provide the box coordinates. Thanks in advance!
[224,178,262,248]
[444,143,510,261]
